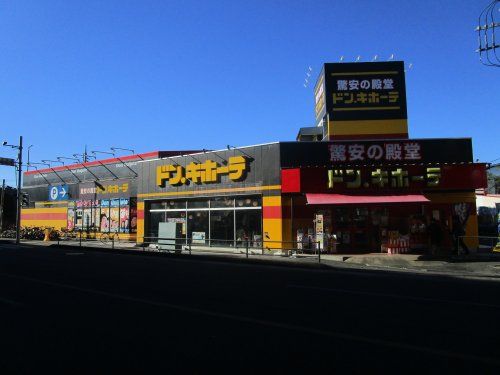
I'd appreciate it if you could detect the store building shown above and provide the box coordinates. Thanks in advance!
[21,151,201,241]
[20,61,489,253]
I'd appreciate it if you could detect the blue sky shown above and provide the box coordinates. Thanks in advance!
[1,0,499,186]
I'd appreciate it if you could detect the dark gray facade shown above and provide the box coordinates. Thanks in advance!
[137,143,281,199]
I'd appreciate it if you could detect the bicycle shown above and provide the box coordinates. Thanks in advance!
[98,231,120,247]
[57,229,77,242]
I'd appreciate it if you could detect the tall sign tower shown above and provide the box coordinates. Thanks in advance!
[314,61,408,140]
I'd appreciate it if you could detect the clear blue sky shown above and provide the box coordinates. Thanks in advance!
[1,0,499,186]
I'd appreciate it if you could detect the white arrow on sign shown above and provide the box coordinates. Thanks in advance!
[59,187,67,197]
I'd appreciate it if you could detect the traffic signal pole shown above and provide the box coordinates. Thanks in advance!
[15,136,23,245]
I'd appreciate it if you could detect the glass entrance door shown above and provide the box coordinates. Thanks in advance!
[331,206,372,252]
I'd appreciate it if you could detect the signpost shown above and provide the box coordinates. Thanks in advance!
[48,185,69,201]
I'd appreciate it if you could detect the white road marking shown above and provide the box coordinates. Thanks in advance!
[0,272,498,366]
[287,284,500,309]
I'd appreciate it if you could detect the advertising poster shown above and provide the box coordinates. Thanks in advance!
[120,206,130,233]
[315,214,324,249]
[100,200,110,232]
[109,198,120,232]
[67,208,75,231]
[110,208,119,232]
[192,231,206,244]
[453,203,472,226]
[129,197,137,233]
[130,208,137,233]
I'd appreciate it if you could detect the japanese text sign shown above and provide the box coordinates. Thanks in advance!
[80,183,129,196]
[329,141,422,163]
[78,179,131,199]
[328,167,441,189]
[319,61,408,122]
[279,139,473,168]
[156,156,248,187]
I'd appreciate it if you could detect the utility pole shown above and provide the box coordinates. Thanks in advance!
[0,179,5,235]
[15,136,23,244]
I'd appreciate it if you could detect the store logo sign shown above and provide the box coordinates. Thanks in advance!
[328,167,441,189]
[80,183,129,196]
[157,156,247,187]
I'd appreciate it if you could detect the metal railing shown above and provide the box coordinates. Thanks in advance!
[54,232,323,263]
[456,235,500,255]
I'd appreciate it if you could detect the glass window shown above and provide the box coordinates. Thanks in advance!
[353,207,368,228]
[210,210,234,246]
[187,211,209,244]
[165,200,186,209]
[148,212,165,240]
[94,206,101,232]
[235,210,262,247]
[75,209,83,229]
[83,208,93,230]
[235,196,262,208]
[210,197,234,208]
[149,201,166,210]
[166,211,187,240]
[333,208,349,229]
[187,199,209,209]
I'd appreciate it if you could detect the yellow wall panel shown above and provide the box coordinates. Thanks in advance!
[328,119,408,136]
[263,218,282,248]
[263,196,282,207]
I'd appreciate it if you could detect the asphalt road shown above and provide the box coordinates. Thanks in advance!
[0,243,499,373]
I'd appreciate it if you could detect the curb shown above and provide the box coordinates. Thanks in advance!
[3,240,500,280]
[44,242,331,271]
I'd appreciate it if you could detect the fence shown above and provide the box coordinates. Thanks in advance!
[54,231,323,263]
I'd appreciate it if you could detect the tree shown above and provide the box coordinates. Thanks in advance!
[0,186,17,231]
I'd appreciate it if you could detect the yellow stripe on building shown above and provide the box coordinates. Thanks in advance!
[332,106,400,111]
[328,119,408,136]
[138,185,281,199]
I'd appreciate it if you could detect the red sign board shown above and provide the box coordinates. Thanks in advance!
[281,164,487,194]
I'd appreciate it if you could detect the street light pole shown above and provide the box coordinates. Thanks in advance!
[15,136,23,244]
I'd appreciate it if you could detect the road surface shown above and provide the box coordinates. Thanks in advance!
[0,243,499,373]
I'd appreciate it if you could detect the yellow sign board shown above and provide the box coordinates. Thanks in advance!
[157,156,247,187]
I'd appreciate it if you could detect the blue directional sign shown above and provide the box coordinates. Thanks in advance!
[48,185,69,201]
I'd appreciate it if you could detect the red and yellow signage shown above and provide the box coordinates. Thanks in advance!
[157,156,247,187]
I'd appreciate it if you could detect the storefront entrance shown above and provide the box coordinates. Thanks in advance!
[145,195,263,247]
[314,203,450,253]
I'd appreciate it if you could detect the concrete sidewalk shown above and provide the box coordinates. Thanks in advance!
[321,253,500,278]
[3,239,500,279]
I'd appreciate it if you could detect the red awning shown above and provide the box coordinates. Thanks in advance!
[306,194,430,205]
